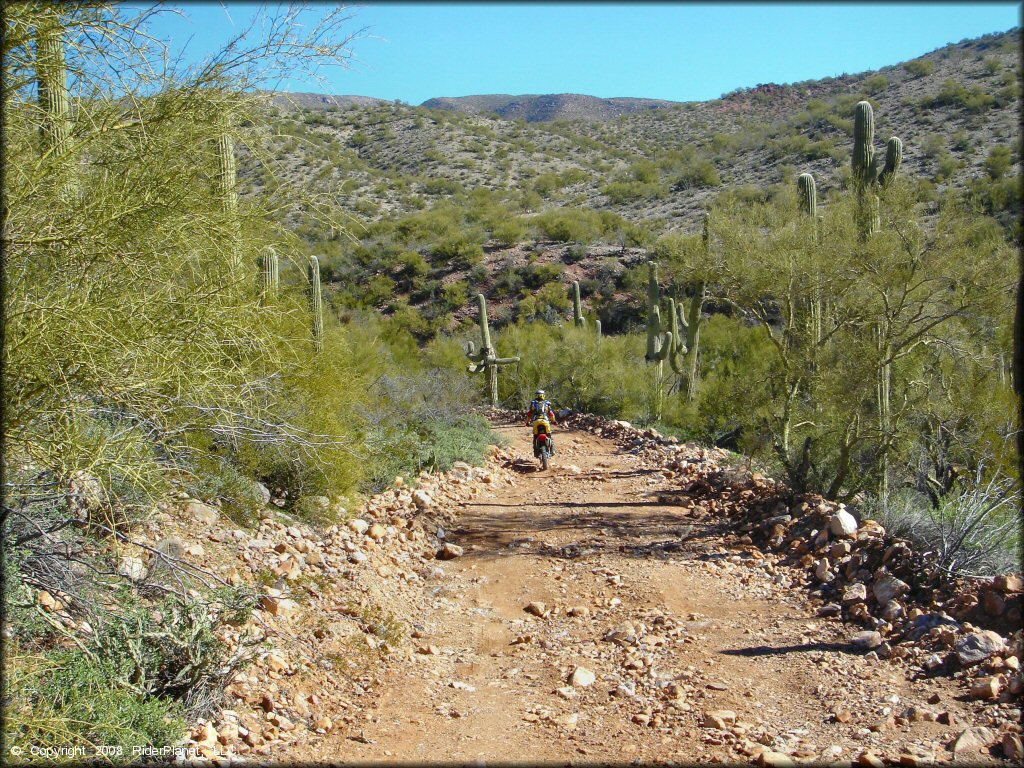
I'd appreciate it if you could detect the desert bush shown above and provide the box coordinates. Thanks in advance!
[984,144,1013,179]
[904,59,935,78]
[533,207,602,243]
[864,474,1020,576]
[863,74,889,94]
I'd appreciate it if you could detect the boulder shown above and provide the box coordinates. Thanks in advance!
[412,490,433,510]
[184,500,219,525]
[955,630,1005,666]
[702,710,737,729]
[569,667,596,687]
[828,509,858,538]
[436,543,464,560]
[1001,733,1023,761]
[118,556,147,582]
[852,631,882,650]
[968,677,1000,700]
[951,726,994,755]
[349,519,370,535]
[994,574,1024,593]
[843,582,868,605]
[872,575,910,605]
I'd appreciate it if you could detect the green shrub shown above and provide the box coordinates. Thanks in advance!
[904,59,935,78]
[672,158,721,190]
[863,74,889,94]
[984,144,1013,179]
[533,208,602,243]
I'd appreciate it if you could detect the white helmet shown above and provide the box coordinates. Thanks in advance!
[535,389,546,399]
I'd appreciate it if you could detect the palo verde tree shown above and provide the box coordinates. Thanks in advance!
[710,178,1013,500]
[2,4,367,750]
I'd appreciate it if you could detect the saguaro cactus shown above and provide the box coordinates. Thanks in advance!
[797,174,825,345]
[644,261,686,420]
[217,115,244,275]
[797,173,817,219]
[308,255,324,353]
[571,280,601,335]
[35,12,73,195]
[260,246,279,303]
[217,128,238,215]
[851,101,902,239]
[572,281,586,328]
[465,294,520,407]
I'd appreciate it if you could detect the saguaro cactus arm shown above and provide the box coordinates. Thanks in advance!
[260,246,279,302]
[666,298,688,375]
[877,137,903,188]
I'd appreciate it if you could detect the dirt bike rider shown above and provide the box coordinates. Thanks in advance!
[526,389,557,457]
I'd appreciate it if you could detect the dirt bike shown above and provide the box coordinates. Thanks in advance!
[531,417,555,471]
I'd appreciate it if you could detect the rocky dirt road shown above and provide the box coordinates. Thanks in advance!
[283,418,1016,766]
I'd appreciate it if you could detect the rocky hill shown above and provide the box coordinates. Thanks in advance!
[245,27,1020,238]
[421,93,684,122]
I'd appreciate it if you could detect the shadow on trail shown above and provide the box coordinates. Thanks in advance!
[720,641,860,657]
[448,504,729,562]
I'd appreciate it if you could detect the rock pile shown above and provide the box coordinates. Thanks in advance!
[556,409,1023,720]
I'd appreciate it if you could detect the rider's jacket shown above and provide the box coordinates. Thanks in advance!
[527,399,555,424]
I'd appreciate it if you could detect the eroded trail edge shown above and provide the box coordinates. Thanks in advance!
[194,413,1020,766]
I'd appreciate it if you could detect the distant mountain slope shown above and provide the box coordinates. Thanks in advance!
[269,92,387,111]
[249,27,1020,236]
[420,93,684,122]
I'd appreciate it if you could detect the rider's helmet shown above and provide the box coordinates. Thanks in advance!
[535,389,546,400]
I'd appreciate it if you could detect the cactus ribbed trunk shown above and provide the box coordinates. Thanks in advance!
[260,247,279,303]
[308,255,324,353]
[35,13,73,196]
[217,120,243,276]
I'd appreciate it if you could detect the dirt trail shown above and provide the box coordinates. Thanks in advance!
[290,421,1005,765]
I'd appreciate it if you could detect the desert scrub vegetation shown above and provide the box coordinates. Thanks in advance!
[1,3,500,757]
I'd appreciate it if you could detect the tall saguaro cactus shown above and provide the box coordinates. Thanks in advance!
[851,101,902,240]
[307,255,324,353]
[465,294,520,407]
[571,280,601,336]
[850,101,903,492]
[217,115,244,275]
[35,12,73,195]
[572,281,586,328]
[644,262,686,420]
[797,173,817,219]
[797,174,825,346]
[260,247,279,303]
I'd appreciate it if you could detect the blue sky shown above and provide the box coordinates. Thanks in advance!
[147,3,1021,103]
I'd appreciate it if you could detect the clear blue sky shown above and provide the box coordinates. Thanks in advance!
[146,2,1021,104]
